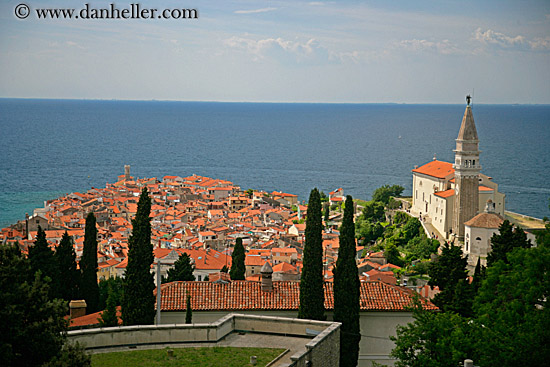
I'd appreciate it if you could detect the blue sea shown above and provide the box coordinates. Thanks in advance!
[1,99,549,228]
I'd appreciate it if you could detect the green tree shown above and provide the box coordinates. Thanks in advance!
[404,236,439,262]
[163,252,195,283]
[324,204,330,222]
[333,195,360,367]
[356,221,384,244]
[361,201,385,222]
[473,245,550,367]
[390,297,474,367]
[487,220,531,267]
[98,283,119,327]
[55,231,80,303]
[298,188,325,321]
[372,185,404,205]
[1,244,90,367]
[81,212,99,313]
[428,242,470,315]
[98,276,124,311]
[122,188,155,326]
[185,295,192,324]
[28,226,59,300]
[384,242,403,267]
[401,217,422,243]
[230,238,246,280]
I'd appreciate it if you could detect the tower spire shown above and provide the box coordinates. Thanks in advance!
[452,96,481,240]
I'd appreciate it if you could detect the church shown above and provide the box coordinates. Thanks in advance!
[411,97,506,259]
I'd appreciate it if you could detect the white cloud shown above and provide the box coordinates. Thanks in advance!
[66,41,85,50]
[234,7,277,14]
[395,39,462,55]
[223,36,329,63]
[473,28,550,51]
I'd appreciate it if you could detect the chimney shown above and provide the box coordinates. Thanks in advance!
[69,300,87,319]
[261,262,273,292]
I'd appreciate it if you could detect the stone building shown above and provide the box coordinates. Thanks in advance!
[412,98,505,242]
[463,200,505,267]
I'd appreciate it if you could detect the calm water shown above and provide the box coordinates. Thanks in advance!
[1,99,549,228]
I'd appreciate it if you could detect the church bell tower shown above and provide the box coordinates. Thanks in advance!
[452,95,481,240]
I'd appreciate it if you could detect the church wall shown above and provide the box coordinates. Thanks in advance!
[464,226,499,267]
[412,173,444,216]
[432,195,453,238]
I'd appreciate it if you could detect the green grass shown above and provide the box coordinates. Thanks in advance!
[91,346,286,367]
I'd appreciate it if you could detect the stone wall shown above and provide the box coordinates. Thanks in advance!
[67,314,340,366]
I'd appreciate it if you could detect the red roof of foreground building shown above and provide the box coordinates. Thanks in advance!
[412,160,454,179]
[158,281,437,312]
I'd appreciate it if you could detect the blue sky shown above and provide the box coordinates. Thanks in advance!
[1,0,549,103]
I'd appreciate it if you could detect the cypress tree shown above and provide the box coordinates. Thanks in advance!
[81,212,99,313]
[487,220,531,267]
[55,231,80,303]
[230,238,246,280]
[298,188,325,320]
[333,195,360,367]
[185,295,192,324]
[428,242,469,314]
[29,226,58,300]
[163,252,195,283]
[122,188,155,325]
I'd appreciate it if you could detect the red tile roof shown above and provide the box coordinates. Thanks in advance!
[158,281,437,312]
[412,160,454,179]
[434,189,455,198]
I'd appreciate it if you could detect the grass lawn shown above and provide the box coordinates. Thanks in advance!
[91,346,286,367]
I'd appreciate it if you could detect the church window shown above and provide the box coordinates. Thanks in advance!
[473,160,476,166]
[476,237,481,241]
[466,241,469,252]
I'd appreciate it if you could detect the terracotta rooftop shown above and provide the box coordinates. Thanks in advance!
[412,160,454,179]
[464,212,504,229]
[158,281,437,312]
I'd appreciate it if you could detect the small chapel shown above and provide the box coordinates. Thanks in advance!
[411,96,506,265]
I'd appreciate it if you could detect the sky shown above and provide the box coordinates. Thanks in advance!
[1,0,549,104]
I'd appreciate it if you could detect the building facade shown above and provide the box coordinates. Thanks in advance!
[412,99,505,242]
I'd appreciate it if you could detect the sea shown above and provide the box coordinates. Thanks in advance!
[1,99,549,229]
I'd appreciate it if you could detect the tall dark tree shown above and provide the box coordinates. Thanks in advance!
[121,188,155,325]
[428,242,470,315]
[163,252,195,283]
[28,226,58,300]
[185,295,192,324]
[333,195,361,367]
[1,244,91,367]
[298,188,325,320]
[230,238,246,280]
[80,212,99,313]
[487,220,531,267]
[55,231,80,303]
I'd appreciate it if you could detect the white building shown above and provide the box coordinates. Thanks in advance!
[412,99,505,241]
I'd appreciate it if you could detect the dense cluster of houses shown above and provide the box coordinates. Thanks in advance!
[0,169,367,284]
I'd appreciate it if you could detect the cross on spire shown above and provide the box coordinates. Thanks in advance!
[466,94,472,106]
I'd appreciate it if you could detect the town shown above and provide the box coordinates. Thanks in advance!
[2,102,548,367]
